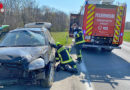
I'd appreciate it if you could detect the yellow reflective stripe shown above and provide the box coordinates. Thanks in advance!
[117,20,121,26]
[58,54,63,61]
[79,31,83,33]
[120,12,123,15]
[113,39,116,42]
[86,26,93,34]
[61,59,72,64]
[74,65,77,69]
[59,49,72,64]
[120,6,123,10]
[88,31,92,36]
[88,4,93,9]
[87,11,95,19]
[91,6,96,10]
[114,35,118,40]
[116,25,120,30]
[57,47,65,53]
[76,40,85,44]
[77,34,80,37]
[69,48,71,52]
[88,10,91,15]
[80,50,81,55]
[86,21,93,29]
[55,58,59,60]
[88,6,95,14]
[87,17,94,24]
[113,6,124,44]
[117,15,121,21]
[66,50,71,60]
[115,30,119,35]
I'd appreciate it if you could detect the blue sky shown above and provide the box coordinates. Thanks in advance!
[36,0,130,22]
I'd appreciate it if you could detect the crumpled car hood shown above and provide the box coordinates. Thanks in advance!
[0,46,48,63]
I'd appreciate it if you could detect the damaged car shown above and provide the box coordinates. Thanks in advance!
[0,27,55,87]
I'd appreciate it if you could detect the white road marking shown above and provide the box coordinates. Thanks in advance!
[80,61,87,73]
[80,60,94,90]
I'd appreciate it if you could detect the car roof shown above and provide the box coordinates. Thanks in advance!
[9,28,47,32]
[24,22,52,29]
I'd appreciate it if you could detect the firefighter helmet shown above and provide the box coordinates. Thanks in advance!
[56,42,61,46]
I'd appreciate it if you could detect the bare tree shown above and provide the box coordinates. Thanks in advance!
[0,0,69,31]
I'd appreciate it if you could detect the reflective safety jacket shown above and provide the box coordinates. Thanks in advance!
[74,28,85,45]
[55,45,73,64]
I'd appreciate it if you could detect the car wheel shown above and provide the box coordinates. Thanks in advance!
[40,62,55,88]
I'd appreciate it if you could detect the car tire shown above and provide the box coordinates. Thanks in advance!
[40,62,55,88]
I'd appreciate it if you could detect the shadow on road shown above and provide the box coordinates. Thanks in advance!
[82,48,130,88]
[0,70,74,90]
[54,71,73,82]
[0,85,50,90]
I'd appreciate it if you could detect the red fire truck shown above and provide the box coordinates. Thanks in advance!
[69,0,127,51]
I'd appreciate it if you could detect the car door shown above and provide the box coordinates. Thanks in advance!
[44,29,55,62]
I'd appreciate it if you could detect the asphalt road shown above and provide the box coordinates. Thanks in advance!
[82,41,130,90]
[0,41,130,90]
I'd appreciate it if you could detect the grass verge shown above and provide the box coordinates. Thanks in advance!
[51,31,130,44]
[124,31,130,42]
[51,32,72,45]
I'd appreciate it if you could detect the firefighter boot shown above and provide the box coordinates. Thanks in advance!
[77,57,82,64]
[65,65,78,74]
[56,64,61,72]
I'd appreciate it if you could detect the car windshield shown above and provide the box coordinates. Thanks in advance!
[0,30,45,47]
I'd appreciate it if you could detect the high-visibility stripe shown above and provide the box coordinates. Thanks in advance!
[57,47,65,53]
[113,6,124,44]
[117,15,121,21]
[85,4,95,37]
[88,6,95,14]
[68,48,71,52]
[86,21,93,29]
[87,11,95,19]
[86,26,93,34]
[57,47,73,64]
[79,31,83,34]
[77,34,80,38]
[76,40,85,44]
[115,35,119,40]
[88,31,92,36]
[117,20,121,26]
[87,16,94,24]
[115,30,119,35]
[91,6,96,10]
[61,59,72,64]
[120,6,123,10]
[88,4,93,9]
[55,58,59,60]
[74,65,77,69]
[116,25,120,30]
[120,12,123,15]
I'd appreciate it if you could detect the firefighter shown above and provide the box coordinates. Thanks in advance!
[73,23,85,64]
[50,42,78,74]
